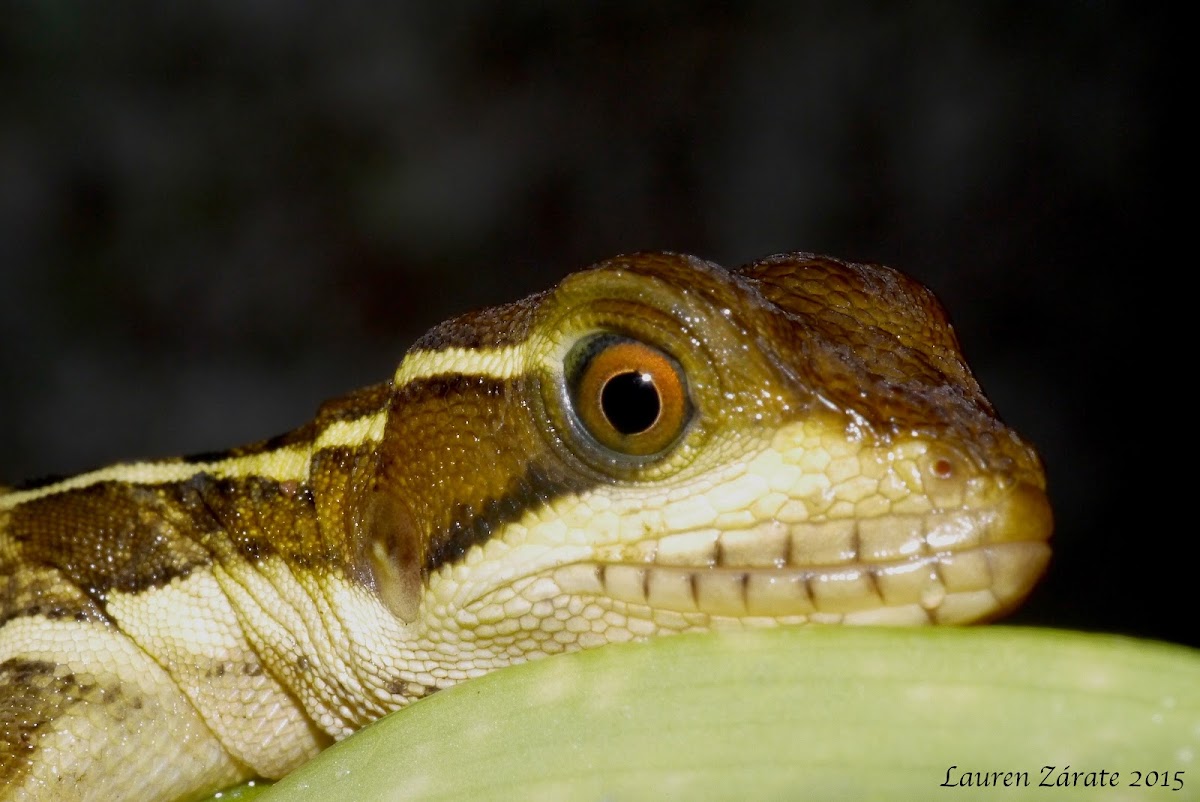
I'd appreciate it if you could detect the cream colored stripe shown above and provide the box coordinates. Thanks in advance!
[6,345,529,509]
[213,448,311,482]
[1,411,389,509]
[1,462,201,507]
[393,346,527,385]
[314,410,388,450]
[0,449,308,508]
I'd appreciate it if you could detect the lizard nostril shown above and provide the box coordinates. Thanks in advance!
[931,457,954,479]
[917,444,976,509]
[922,445,970,483]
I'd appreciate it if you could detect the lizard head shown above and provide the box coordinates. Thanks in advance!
[359,252,1051,664]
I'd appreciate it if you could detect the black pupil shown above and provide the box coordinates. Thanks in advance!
[600,371,661,435]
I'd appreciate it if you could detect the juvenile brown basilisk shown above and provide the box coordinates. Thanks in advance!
[0,252,1052,801]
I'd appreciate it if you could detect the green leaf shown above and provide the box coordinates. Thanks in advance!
[214,627,1199,801]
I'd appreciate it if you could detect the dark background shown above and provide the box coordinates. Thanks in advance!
[2,6,1181,646]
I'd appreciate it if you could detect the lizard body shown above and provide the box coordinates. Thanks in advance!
[0,252,1052,801]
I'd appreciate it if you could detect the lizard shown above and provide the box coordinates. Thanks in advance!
[0,251,1052,801]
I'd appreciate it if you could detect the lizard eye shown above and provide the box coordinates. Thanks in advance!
[565,334,692,459]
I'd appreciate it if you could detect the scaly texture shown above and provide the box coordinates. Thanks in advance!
[0,252,1052,801]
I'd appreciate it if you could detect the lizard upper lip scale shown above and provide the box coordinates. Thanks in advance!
[0,251,1052,802]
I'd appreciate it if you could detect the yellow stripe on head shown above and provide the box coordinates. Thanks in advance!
[393,346,528,386]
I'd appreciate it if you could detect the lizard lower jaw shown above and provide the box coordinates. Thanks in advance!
[558,481,1053,625]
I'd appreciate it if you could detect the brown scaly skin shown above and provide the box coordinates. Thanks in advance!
[0,252,1052,801]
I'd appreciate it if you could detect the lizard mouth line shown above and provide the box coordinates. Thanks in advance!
[551,542,1050,624]
[551,481,1053,624]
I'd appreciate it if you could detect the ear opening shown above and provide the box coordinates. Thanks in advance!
[356,491,424,623]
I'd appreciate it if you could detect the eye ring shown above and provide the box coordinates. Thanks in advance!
[566,334,692,459]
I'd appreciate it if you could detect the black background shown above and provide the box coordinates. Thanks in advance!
[2,6,1182,647]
